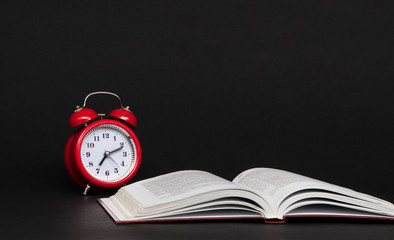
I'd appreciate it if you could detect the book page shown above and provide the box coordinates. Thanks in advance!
[286,204,394,220]
[99,197,263,223]
[121,170,243,208]
[232,168,333,214]
[233,168,394,219]
[100,197,263,222]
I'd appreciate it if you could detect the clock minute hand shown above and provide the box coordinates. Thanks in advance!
[98,151,110,166]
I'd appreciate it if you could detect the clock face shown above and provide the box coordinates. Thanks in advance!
[80,124,137,183]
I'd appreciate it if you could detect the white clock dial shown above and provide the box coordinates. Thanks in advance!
[80,124,136,182]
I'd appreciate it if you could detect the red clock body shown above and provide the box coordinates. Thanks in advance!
[64,92,141,194]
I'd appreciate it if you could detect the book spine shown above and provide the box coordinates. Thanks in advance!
[263,218,286,224]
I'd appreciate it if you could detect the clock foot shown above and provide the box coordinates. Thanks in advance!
[83,184,91,195]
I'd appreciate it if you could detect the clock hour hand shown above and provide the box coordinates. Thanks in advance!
[98,145,124,166]
[109,145,124,154]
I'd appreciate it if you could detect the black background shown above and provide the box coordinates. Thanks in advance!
[1,1,393,239]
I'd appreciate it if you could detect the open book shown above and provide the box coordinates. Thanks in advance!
[98,168,394,223]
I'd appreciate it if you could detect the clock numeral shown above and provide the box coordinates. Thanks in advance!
[96,168,100,174]
[86,143,95,148]
[103,133,110,139]
[120,142,124,147]
[121,161,125,167]
[114,168,119,174]
[123,151,127,157]
[94,136,100,142]
[88,161,93,167]
[86,152,90,157]
[114,135,117,141]
[105,170,110,176]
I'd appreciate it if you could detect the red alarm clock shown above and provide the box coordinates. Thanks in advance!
[64,92,141,194]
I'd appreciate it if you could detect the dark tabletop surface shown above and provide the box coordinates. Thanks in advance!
[2,174,393,240]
